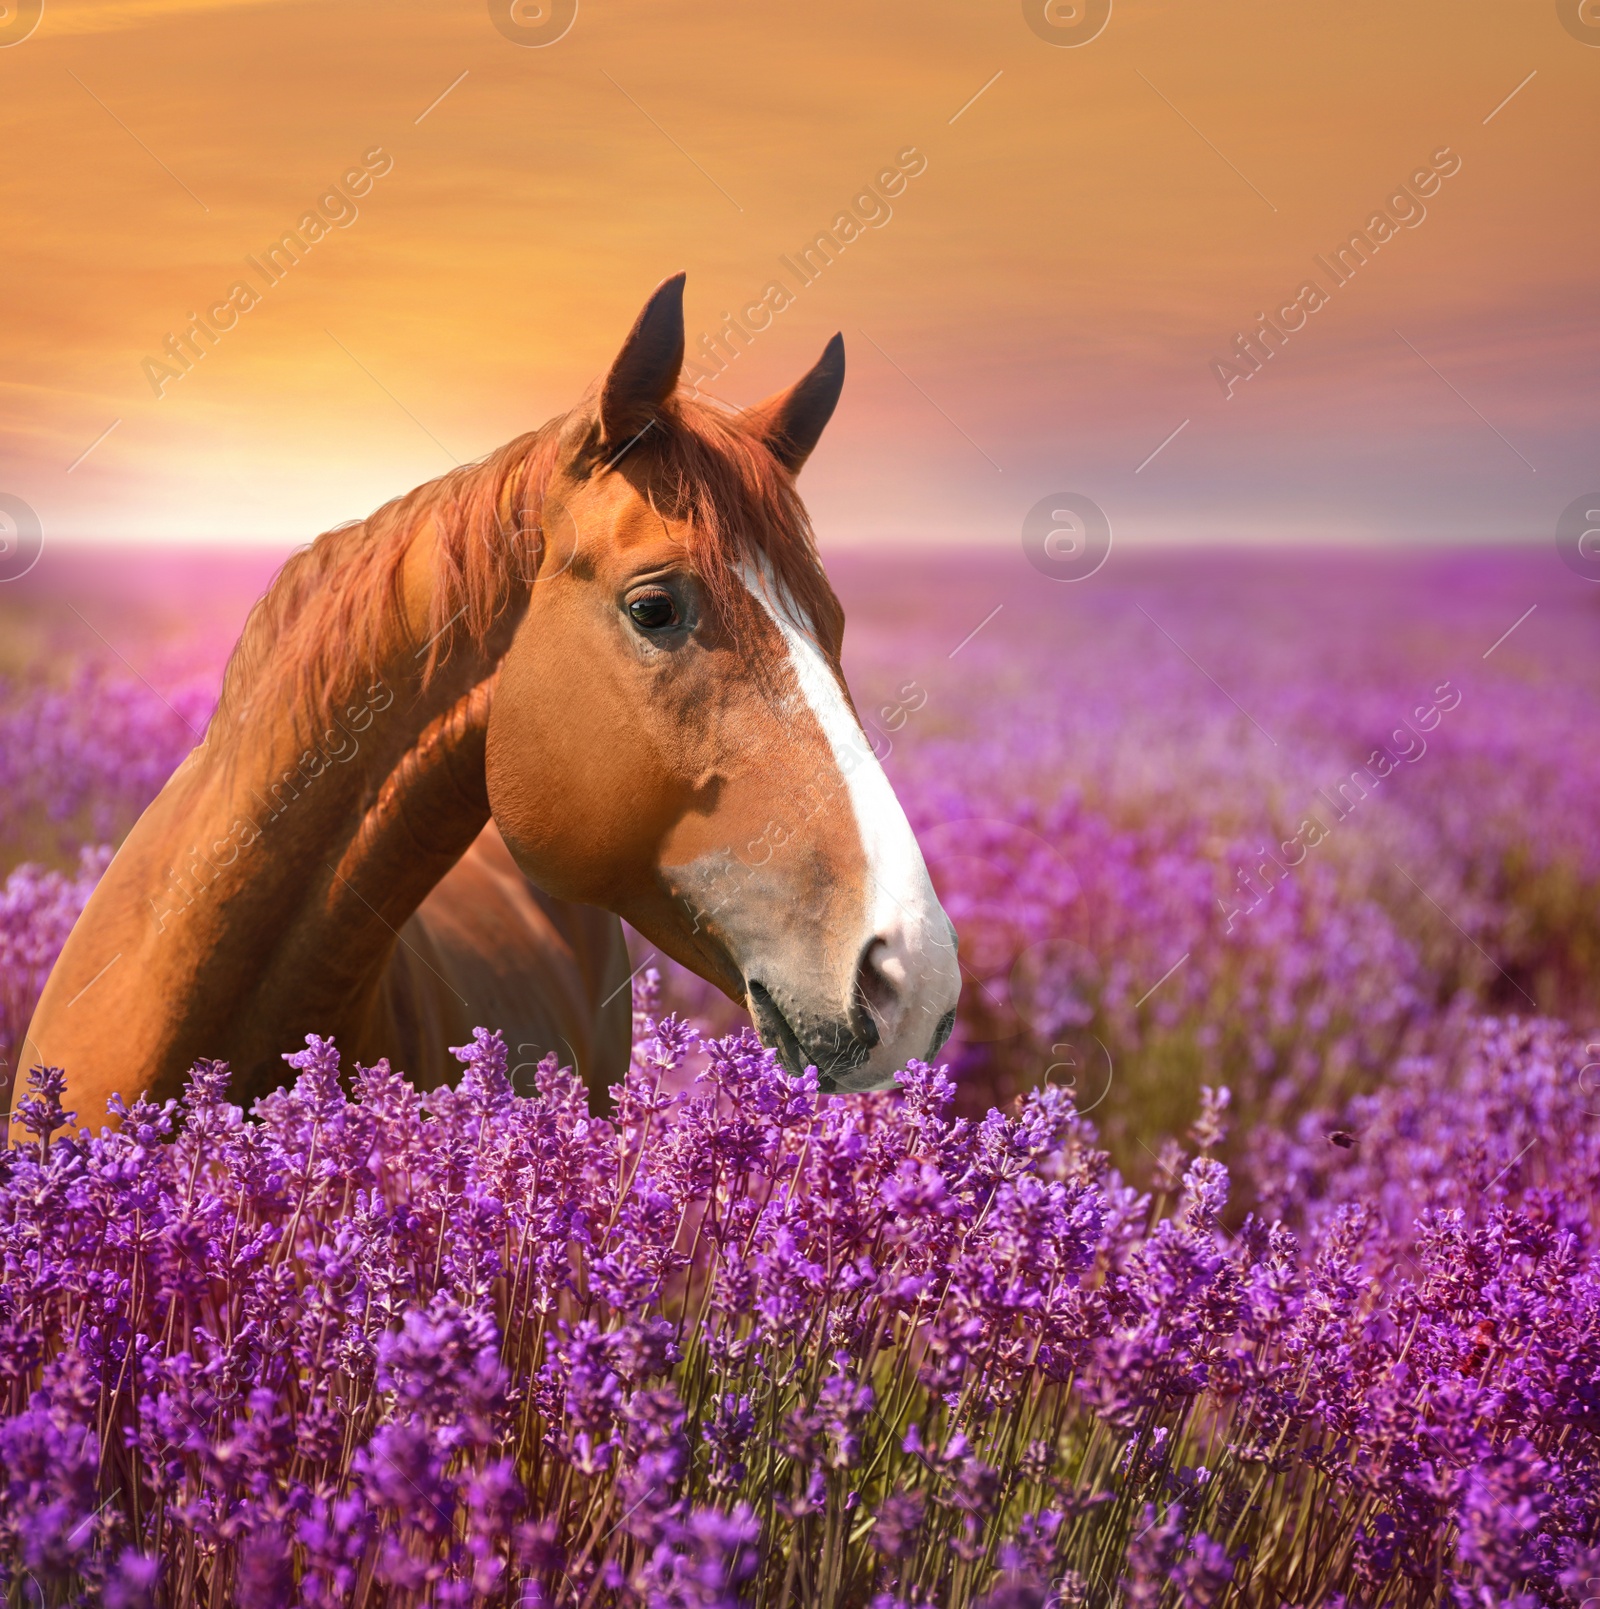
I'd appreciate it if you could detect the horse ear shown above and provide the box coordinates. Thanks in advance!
[745,333,845,475]
[598,272,687,448]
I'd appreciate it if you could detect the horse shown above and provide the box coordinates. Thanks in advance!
[14,273,961,1139]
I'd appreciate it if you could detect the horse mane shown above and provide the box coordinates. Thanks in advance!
[210,386,844,743]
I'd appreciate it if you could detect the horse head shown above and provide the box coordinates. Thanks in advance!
[485,273,960,1091]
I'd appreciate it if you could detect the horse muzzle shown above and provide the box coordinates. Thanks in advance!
[745,921,961,1093]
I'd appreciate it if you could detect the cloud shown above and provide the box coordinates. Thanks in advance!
[3,0,1594,544]
[43,0,290,37]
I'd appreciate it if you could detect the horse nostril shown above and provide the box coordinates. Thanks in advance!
[851,937,899,1050]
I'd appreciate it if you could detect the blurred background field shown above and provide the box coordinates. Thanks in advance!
[5,541,1597,1186]
[8,542,1600,1606]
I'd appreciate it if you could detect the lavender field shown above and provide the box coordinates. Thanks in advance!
[3,546,1599,1607]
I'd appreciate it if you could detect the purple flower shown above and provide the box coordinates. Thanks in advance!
[11,1063,71,1145]
[233,1521,294,1609]
[354,1421,453,1535]
[8,564,1600,1609]
[1121,1504,1233,1609]
[102,1549,161,1609]
[869,1491,926,1560]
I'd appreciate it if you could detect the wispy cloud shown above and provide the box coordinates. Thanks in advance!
[45,0,290,37]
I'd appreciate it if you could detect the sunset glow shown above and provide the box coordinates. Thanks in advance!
[1,0,1595,550]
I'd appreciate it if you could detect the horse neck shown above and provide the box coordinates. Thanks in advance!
[156,520,519,1024]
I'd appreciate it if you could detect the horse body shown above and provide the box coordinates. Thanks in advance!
[383,826,631,1094]
[17,273,961,1139]
[20,521,631,1124]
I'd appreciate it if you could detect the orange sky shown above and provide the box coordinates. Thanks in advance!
[1,0,1595,551]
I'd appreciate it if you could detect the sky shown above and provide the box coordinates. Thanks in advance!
[0,0,1595,553]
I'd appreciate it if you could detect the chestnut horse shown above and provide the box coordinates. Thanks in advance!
[16,274,960,1137]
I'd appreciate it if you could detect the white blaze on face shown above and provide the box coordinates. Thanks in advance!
[740,563,960,1088]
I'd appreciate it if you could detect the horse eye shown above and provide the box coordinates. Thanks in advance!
[627,589,679,631]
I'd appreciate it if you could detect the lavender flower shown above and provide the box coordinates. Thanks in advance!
[5,551,1600,1603]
